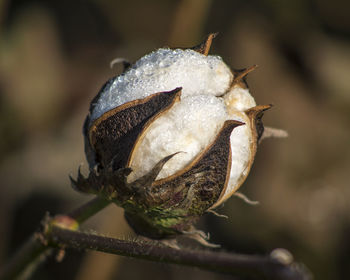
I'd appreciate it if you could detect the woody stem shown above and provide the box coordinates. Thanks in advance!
[48,226,309,280]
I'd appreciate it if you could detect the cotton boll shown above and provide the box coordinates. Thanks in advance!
[90,49,233,122]
[127,95,227,182]
[73,35,275,246]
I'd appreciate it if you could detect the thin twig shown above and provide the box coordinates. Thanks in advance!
[48,226,311,280]
[0,235,50,280]
[0,197,110,280]
[68,197,111,224]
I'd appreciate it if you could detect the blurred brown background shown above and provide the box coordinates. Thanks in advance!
[0,0,349,279]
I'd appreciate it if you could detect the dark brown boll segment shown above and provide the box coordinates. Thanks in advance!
[83,77,116,169]
[86,88,182,171]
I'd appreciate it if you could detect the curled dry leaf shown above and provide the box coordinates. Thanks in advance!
[71,34,281,246]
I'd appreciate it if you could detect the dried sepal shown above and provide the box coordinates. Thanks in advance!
[182,226,220,248]
[70,166,132,198]
[259,126,289,143]
[127,152,181,208]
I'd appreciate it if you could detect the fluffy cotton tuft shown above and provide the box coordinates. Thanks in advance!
[226,112,252,196]
[90,49,233,122]
[224,86,256,113]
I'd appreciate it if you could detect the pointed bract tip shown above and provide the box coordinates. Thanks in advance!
[130,152,180,189]
[165,87,182,102]
[232,65,259,85]
[245,104,272,118]
[191,33,218,56]
[224,119,246,129]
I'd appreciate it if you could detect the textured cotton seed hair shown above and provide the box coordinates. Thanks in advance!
[90,49,233,122]
[224,86,256,113]
[90,47,257,199]
[212,111,253,208]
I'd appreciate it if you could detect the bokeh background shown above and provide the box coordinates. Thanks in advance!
[0,0,349,279]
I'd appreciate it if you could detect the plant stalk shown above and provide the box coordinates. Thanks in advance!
[48,226,311,280]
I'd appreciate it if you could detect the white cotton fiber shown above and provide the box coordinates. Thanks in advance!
[224,86,256,113]
[127,95,227,182]
[226,112,252,197]
[209,110,252,209]
[90,48,233,121]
